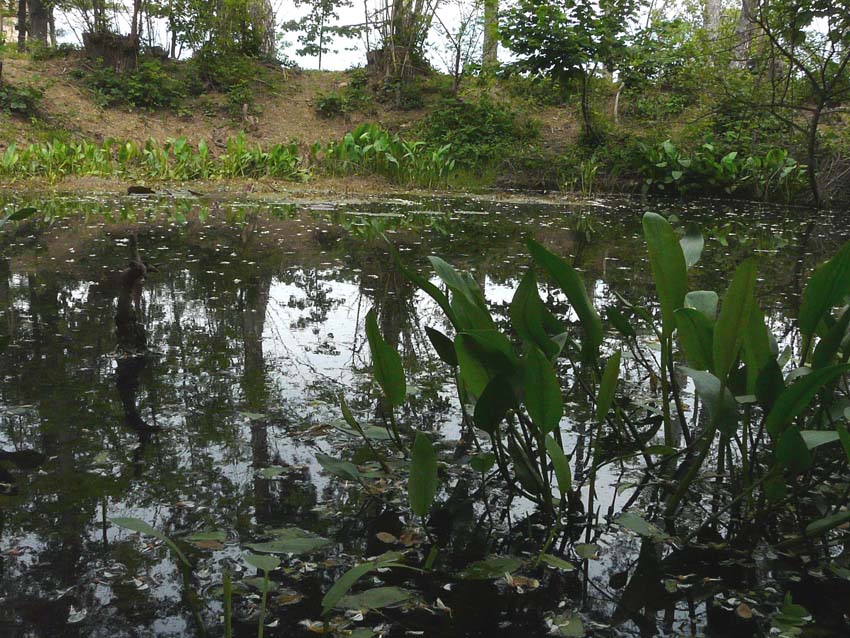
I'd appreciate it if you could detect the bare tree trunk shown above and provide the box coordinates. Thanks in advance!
[704,0,721,37]
[733,0,757,66]
[29,0,50,44]
[131,0,142,40]
[17,0,27,52]
[49,9,56,47]
[482,0,498,66]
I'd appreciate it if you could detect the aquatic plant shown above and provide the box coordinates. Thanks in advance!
[0,136,308,182]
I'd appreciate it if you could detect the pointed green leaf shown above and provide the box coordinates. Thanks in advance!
[528,239,603,360]
[524,346,563,434]
[776,426,812,473]
[799,239,850,337]
[365,309,406,406]
[676,308,714,371]
[812,307,850,369]
[474,373,517,435]
[409,433,438,517]
[713,259,758,383]
[511,269,561,359]
[765,365,850,438]
[679,225,704,268]
[425,326,458,367]
[642,212,687,335]
[545,434,572,494]
[596,351,621,421]
[685,290,719,320]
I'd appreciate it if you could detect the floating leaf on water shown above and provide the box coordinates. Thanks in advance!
[615,512,670,542]
[316,453,361,482]
[245,528,330,555]
[186,531,227,542]
[574,543,600,560]
[337,586,412,610]
[258,466,286,478]
[243,577,279,593]
[799,430,840,449]
[460,555,523,580]
[540,554,575,572]
[375,532,398,544]
[244,553,281,572]
[553,613,586,637]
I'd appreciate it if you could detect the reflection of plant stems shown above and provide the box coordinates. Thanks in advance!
[182,564,208,638]
[223,570,233,638]
[258,570,270,638]
[387,409,407,456]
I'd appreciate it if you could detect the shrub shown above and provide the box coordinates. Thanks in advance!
[0,82,43,116]
[417,97,540,167]
[77,59,185,109]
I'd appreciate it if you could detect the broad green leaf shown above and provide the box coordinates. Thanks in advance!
[322,562,377,615]
[713,259,758,383]
[110,517,188,566]
[776,426,812,473]
[460,555,523,579]
[429,256,482,308]
[596,351,621,421]
[555,613,585,637]
[742,303,773,393]
[243,577,278,593]
[7,207,38,222]
[574,543,599,559]
[540,554,575,571]
[799,430,840,449]
[528,239,603,360]
[316,453,361,482]
[805,510,850,537]
[338,586,411,610]
[799,239,850,337]
[812,307,850,369]
[365,309,406,406]
[245,528,330,555]
[470,452,496,473]
[685,290,719,320]
[642,212,687,335]
[473,373,517,435]
[425,327,457,367]
[675,308,713,371]
[523,346,563,434]
[606,306,636,339]
[545,434,572,494]
[765,364,850,438]
[455,330,518,398]
[396,257,457,328]
[679,225,704,268]
[756,359,785,413]
[615,512,669,542]
[244,553,280,572]
[258,466,285,479]
[511,269,561,359]
[680,367,738,433]
[408,433,438,517]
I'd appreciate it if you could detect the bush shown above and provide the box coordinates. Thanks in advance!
[0,82,43,116]
[417,97,540,167]
[77,59,185,109]
[314,90,350,118]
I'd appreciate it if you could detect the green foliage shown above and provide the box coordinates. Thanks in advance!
[76,59,186,109]
[0,136,307,182]
[416,97,539,168]
[0,82,43,116]
[631,138,808,201]
[322,123,456,187]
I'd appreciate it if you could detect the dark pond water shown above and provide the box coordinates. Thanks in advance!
[0,192,849,638]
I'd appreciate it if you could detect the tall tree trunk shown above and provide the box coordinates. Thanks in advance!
[704,0,721,37]
[733,0,757,66]
[131,0,142,40]
[16,0,27,51]
[806,103,823,209]
[28,0,49,44]
[482,0,498,67]
[49,9,56,47]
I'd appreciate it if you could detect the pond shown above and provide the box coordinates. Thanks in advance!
[0,192,849,638]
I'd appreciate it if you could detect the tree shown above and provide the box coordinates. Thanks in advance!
[482,0,497,66]
[283,0,360,70]
[433,0,483,92]
[501,0,641,145]
[749,0,850,206]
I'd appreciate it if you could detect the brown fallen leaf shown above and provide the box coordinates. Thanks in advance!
[376,532,398,544]
[736,603,753,620]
